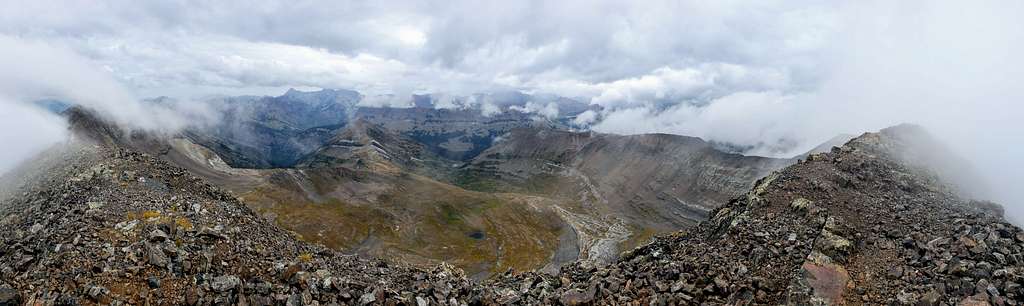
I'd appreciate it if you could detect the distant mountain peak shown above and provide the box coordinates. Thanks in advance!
[278,88,360,106]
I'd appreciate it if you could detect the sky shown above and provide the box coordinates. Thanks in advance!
[0,1,1022,217]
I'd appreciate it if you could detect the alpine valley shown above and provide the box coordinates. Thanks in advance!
[1,89,1018,305]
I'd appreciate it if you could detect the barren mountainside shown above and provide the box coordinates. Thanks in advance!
[58,102,793,279]
[461,127,791,237]
[2,108,1020,305]
[480,125,1022,304]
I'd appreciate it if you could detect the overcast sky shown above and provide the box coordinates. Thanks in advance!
[1,0,1023,217]
[0,1,832,99]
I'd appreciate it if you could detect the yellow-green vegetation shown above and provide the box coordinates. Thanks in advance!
[452,172,504,192]
[241,170,564,278]
[243,186,392,249]
[517,173,567,195]
[298,252,313,262]
[126,210,174,225]
[791,197,813,211]
[142,210,161,219]
[453,171,564,196]
[621,226,661,251]
[175,217,193,231]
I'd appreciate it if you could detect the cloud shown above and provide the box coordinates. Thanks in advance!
[0,35,209,175]
[815,0,1024,220]
[424,94,506,117]
[0,1,832,99]
[479,102,501,117]
[0,101,68,175]
[358,94,414,108]
[0,35,199,132]
[510,102,559,119]
[572,110,599,127]
[593,91,803,153]
[538,64,791,111]
[588,1,1024,219]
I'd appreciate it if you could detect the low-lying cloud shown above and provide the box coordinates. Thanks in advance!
[510,102,559,120]
[0,101,67,174]
[0,35,206,174]
[586,1,1024,219]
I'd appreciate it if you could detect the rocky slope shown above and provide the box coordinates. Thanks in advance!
[464,127,791,219]
[295,119,451,175]
[0,137,479,305]
[62,107,571,280]
[474,125,1022,305]
[460,127,792,254]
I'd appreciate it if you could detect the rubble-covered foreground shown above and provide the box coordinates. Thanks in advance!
[2,123,1023,305]
[0,143,481,305]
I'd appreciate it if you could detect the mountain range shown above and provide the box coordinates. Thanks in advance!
[0,89,1017,305]
[92,89,798,279]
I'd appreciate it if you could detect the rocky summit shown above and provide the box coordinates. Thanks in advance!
[1,114,1021,306]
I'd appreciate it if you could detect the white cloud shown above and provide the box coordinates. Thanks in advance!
[572,110,599,126]
[359,94,414,108]
[479,102,501,117]
[0,0,831,99]
[0,35,193,131]
[392,26,427,47]
[510,101,559,119]
[0,101,67,175]
[72,33,418,98]
[545,64,791,110]
[0,35,223,177]
[592,91,807,153]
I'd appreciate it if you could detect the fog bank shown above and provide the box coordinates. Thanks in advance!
[0,35,201,175]
[590,1,1024,219]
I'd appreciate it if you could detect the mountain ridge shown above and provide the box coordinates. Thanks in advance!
[54,106,828,278]
[3,112,1019,305]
